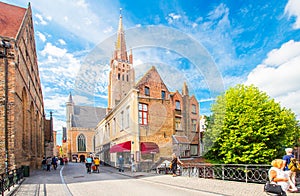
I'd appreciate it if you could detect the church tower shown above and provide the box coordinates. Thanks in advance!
[66,92,74,130]
[107,10,135,111]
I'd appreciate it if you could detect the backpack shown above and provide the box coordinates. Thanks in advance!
[288,158,299,172]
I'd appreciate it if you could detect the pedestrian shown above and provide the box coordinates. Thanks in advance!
[131,157,136,172]
[268,159,290,195]
[118,155,124,172]
[59,157,64,165]
[85,155,93,174]
[283,148,298,192]
[170,153,183,177]
[52,156,58,170]
[41,157,47,170]
[46,156,52,171]
[94,157,100,173]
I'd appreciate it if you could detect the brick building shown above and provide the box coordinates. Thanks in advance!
[95,13,200,170]
[0,2,50,172]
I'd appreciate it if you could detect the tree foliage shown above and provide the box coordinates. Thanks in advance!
[204,84,300,164]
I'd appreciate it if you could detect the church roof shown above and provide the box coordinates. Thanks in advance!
[0,2,27,38]
[71,105,106,128]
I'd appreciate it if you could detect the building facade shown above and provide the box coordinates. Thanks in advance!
[95,13,200,171]
[0,2,49,172]
[65,93,106,162]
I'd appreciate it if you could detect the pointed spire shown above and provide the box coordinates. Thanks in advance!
[67,92,73,103]
[182,82,189,96]
[115,8,128,62]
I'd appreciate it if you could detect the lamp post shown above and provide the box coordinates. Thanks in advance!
[0,39,12,173]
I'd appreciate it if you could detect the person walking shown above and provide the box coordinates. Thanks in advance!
[85,155,93,174]
[94,157,100,173]
[52,156,58,170]
[283,148,298,192]
[170,153,183,177]
[118,155,124,172]
[41,157,47,170]
[46,156,52,172]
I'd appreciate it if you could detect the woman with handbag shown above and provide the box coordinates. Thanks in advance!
[267,159,290,196]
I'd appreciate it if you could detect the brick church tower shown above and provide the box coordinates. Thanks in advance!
[107,10,134,111]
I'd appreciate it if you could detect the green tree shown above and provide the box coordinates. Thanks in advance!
[204,84,300,164]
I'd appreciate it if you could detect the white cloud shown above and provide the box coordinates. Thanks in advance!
[36,31,46,42]
[41,43,67,57]
[284,0,300,29]
[245,40,300,118]
[264,40,300,66]
[34,13,49,25]
[58,39,66,45]
[28,0,121,44]
[166,13,181,24]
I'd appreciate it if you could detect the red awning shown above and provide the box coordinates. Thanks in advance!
[141,142,159,154]
[110,141,131,153]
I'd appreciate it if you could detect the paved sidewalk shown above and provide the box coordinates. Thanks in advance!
[5,163,300,196]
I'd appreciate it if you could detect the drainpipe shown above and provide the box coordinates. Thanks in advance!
[1,39,11,173]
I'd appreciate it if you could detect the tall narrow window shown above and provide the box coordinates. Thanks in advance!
[121,111,124,131]
[175,100,181,110]
[192,104,196,113]
[139,103,148,125]
[126,106,130,128]
[145,86,150,96]
[113,118,116,135]
[118,73,120,80]
[78,134,86,151]
[175,117,182,130]
[192,119,197,132]
[161,90,165,100]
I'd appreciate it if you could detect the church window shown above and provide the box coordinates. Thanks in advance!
[139,103,148,125]
[145,86,150,96]
[77,134,86,151]
[126,74,129,82]
[176,100,181,110]
[118,73,120,80]
[122,74,124,81]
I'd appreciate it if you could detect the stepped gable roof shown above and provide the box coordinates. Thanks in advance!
[0,2,27,38]
[71,105,106,128]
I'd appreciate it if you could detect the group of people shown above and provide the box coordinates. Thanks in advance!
[268,148,298,195]
[42,156,67,171]
[85,155,100,174]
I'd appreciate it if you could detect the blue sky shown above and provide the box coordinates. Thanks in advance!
[3,0,300,144]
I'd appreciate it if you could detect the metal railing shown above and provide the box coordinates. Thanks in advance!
[0,168,24,196]
[180,164,270,184]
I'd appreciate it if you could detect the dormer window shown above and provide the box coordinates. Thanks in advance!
[145,86,150,96]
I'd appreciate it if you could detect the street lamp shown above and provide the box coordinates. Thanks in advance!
[0,39,12,173]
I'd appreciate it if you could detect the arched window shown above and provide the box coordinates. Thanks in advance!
[77,134,86,151]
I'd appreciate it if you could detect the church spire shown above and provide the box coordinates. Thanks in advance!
[114,8,128,62]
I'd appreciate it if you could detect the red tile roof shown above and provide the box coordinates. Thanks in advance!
[173,135,190,144]
[0,2,27,38]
